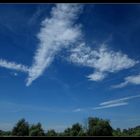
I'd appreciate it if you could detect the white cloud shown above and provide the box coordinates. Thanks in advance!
[26,4,82,86]
[0,4,138,87]
[111,81,128,89]
[72,95,140,111]
[112,74,140,88]
[87,71,107,81]
[72,108,83,112]
[93,94,140,110]
[0,4,82,86]
[0,59,29,73]
[69,43,138,81]
[92,102,128,110]
[126,74,140,84]
[100,95,140,106]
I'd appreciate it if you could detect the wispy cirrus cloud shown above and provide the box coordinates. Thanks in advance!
[112,74,140,88]
[100,95,140,106]
[0,4,139,87]
[72,102,128,112]
[73,95,140,111]
[26,4,82,86]
[92,102,128,110]
[93,94,140,110]
[72,108,83,112]
[0,59,29,73]
[69,43,138,81]
[0,4,82,86]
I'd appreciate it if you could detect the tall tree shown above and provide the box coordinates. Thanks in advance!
[87,117,113,136]
[70,123,85,136]
[0,130,3,136]
[113,128,122,136]
[63,123,86,136]
[29,123,45,136]
[12,118,29,136]
[46,129,57,136]
[63,128,71,136]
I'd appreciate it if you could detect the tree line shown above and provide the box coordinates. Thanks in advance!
[0,117,140,136]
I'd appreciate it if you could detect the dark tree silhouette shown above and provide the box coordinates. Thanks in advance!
[87,117,113,136]
[46,129,57,136]
[1,117,140,136]
[70,123,85,136]
[29,123,45,136]
[12,118,29,136]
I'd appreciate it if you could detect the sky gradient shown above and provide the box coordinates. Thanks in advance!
[0,4,140,132]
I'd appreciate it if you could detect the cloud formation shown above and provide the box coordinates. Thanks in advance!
[100,95,140,105]
[0,59,29,73]
[0,4,139,87]
[93,102,128,110]
[26,4,82,86]
[93,94,140,110]
[112,74,140,88]
[69,43,138,81]
[0,4,82,86]
[72,108,83,112]
[73,94,140,111]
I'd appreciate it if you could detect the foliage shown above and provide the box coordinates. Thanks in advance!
[12,118,29,136]
[0,130,11,136]
[1,117,140,136]
[63,123,85,136]
[29,123,45,136]
[113,128,122,136]
[87,117,113,136]
[46,129,57,136]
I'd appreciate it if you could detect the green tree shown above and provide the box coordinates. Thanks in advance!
[122,129,128,136]
[63,128,71,136]
[121,126,140,136]
[12,118,29,136]
[134,129,140,136]
[46,129,57,136]
[0,130,11,136]
[29,123,45,136]
[0,130,3,136]
[87,117,113,136]
[113,128,122,136]
[70,123,84,136]
[134,126,140,136]
[63,123,86,136]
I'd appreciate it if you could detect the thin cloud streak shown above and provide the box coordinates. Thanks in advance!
[73,95,140,112]
[0,59,29,73]
[100,95,140,106]
[72,108,83,112]
[72,102,128,112]
[92,102,128,110]
[112,74,140,88]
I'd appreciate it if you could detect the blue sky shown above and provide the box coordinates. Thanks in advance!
[0,4,140,132]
